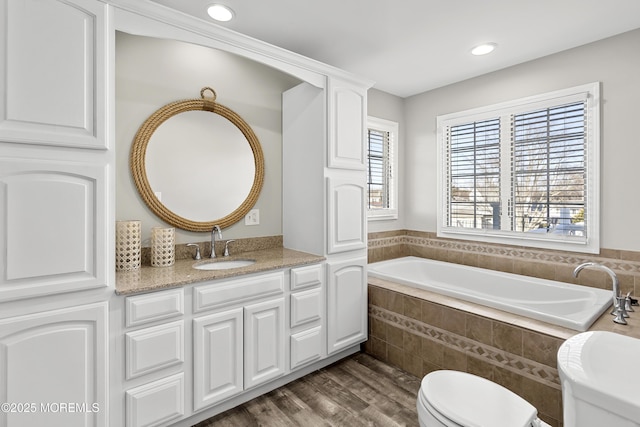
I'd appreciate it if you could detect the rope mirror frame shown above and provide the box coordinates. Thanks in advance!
[130,87,265,232]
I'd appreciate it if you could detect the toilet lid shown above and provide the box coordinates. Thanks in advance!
[421,370,538,427]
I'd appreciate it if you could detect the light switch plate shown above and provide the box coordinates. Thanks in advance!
[245,209,259,225]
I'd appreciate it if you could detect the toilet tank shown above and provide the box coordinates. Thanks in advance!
[558,331,640,427]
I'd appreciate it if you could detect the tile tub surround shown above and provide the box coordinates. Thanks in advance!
[366,230,640,427]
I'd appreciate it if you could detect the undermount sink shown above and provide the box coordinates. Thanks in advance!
[557,331,640,423]
[192,259,256,271]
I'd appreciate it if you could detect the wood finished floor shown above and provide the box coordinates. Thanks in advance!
[193,353,421,427]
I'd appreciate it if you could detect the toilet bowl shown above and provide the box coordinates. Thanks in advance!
[417,370,551,427]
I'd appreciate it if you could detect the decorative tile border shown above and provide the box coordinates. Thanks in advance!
[369,305,561,390]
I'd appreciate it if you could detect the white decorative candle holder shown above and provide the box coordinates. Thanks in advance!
[116,220,141,271]
[151,227,175,267]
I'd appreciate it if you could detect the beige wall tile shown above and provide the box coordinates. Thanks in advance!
[492,321,523,355]
[465,313,492,346]
[522,331,562,368]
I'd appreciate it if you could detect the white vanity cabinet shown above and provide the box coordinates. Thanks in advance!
[121,289,186,427]
[192,271,285,412]
[289,264,325,370]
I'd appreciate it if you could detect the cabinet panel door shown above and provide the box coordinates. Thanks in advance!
[125,373,184,427]
[0,0,108,148]
[0,302,108,427]
[193,308,243,411]
[290,326,323,370]
[125,320,184,380]
[244,298,285,389]
[290,263,323,291]
[0,158,107,301]
[125,289,184,328]
[193,272,284,313]
[327,79,366,170]
[327,173,366,254]
[290,288,322,328]
[326,257,367,354]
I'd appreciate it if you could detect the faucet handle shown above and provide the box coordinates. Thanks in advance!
[613,296,628,325]
[223,240,235,257]
[186,243,202,260]
[624,292,635,313]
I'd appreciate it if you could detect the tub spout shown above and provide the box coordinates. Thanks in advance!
[573,262,625,323]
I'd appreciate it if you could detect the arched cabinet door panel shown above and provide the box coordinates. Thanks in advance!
[326,257,367,354]
[0,302,108,427]
[327,172,367,254]
[0,157,107,301]
[327,78,367,170]
[0,0,108,149]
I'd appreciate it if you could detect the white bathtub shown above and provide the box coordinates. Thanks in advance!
[368,256,613,331]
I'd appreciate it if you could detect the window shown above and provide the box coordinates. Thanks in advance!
[437,83,600,253]
[367,117,398,220]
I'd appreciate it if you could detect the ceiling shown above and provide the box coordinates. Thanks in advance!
[148,0,640,98]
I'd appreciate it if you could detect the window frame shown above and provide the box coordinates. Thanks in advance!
[366,116,399,221]
[436,82,600,253]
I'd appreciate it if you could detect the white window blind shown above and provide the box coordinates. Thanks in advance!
[512,102,586,235]
[438,83,599,253]
[367,117,398,220]
[367,128,390,209]
[447,118,501,229]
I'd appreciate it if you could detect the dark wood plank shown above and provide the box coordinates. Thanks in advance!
[193,353,420,427]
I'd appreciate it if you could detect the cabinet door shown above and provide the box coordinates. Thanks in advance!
[326,257,367,354]
[0,158,107,301]
[0,302,108,427]
[125,373,184,427]
[327,172,367,254]
[327,78,367,170]
[244,298,285,389]
[193,308,243,411]
[0,0,108,149]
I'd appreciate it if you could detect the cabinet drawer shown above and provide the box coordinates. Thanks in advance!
[125,321,184,379]
[125,289,184,327]
[290,326,323,369]
[290,288,322,328]
[125,373,184,427]
[194,272,284,313]
[290,263,323,291]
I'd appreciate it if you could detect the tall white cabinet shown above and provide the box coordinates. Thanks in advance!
[0,1,111,426]
[283,76,370,356]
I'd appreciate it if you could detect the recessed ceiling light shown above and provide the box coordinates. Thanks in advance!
[471,43,497,56]
[207,4,234,22]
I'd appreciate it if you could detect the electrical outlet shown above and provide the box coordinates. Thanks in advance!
[245,209,259,225]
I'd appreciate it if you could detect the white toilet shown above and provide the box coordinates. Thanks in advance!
[417,370,551,427]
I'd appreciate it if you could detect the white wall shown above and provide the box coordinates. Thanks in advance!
[116,32,301,244]
[399,28,640,251]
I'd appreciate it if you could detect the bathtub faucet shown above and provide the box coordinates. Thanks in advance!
[573,262,627,325]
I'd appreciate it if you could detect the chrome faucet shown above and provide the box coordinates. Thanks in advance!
[573,262,627,324]
[210,225,222,258]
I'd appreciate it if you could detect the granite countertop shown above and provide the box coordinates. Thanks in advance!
[116,247,324,295]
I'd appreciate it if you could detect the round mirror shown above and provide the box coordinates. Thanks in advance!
[130,88,264,232]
